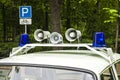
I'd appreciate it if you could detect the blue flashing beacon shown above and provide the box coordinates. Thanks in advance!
[92,32,106,47]
[19,34,30,47]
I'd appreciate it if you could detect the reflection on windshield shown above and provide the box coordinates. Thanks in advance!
[0,66,94,80]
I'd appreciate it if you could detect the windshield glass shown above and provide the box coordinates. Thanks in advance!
[0,66,95,80]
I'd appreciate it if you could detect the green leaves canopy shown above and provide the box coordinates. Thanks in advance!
[0,0,120,56]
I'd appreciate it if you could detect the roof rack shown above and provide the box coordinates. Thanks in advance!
[10,43,114,62]
[11,28,115,63]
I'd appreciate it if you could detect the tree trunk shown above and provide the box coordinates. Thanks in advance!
[11,1,16,42]
[66,0,71,29]
[115,0,120,53]
[115,23,119,53]
[44,0,49,31]
[96,0,100,11]
[49,0,62,50]
[44,11,49,30]
[2,4,6,42]
[49,0,62,33]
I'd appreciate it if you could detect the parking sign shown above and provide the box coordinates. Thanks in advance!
[19,6,32,18]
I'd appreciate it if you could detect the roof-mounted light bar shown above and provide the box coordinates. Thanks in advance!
[15,28,113,62]
[19,29,107,49]
[18,34,30,47]
[92,32,106,47]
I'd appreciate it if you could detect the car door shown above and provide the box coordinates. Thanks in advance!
[100,61,120,80]
[115,61,120,80]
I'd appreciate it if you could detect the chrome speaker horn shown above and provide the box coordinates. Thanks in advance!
[34,29,50,42]
[49,32,63,44]
[65,28,81,42]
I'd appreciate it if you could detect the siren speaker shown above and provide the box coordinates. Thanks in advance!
[34,29,50,42]
[49,32,63,44]
[65,28,81,42]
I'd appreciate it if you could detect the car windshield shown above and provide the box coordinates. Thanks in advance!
[0,66,95,80]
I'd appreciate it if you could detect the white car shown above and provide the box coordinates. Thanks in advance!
[0,29,119,80]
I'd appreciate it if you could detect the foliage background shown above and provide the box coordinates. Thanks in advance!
[0,0,120,57]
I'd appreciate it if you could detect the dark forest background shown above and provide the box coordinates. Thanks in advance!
[0,0,120,57]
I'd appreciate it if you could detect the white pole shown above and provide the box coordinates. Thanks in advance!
[25,24,27,34]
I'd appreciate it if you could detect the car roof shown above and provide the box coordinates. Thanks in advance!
[0,50,120,75]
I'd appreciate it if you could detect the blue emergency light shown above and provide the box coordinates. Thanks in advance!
[18,34,30,47]
[92,32,106,47]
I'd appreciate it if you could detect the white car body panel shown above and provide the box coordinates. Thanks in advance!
[0,50,120,78]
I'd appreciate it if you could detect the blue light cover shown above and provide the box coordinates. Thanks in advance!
[18,34,30,47]
[92,32,106,47]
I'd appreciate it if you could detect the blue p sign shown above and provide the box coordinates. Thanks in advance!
[19,6,32,18]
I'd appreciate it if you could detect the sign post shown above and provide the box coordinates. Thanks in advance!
[19,6,32,34]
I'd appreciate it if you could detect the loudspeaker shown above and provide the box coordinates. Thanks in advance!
[49,32,63,44]
[65,28,81,42]
[34,29,50,42]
